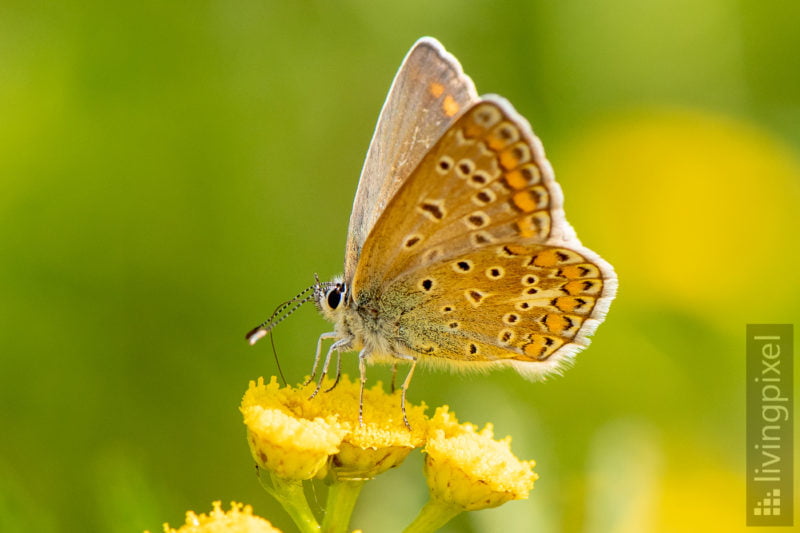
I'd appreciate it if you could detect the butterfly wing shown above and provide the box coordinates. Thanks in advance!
[351,97,617,378]
[344,37,479,279]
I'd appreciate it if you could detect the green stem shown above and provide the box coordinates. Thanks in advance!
[321,479,365,533]
[258,470,320,533]
[403,500,462,533]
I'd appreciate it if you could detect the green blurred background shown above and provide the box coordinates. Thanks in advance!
[2,1,798,532]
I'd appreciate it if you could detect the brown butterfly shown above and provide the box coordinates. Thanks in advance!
[248,37,617,427]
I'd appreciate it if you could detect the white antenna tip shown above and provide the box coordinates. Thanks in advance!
[246,328,268,345]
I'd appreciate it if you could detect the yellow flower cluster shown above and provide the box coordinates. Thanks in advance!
[241,375,537,528]
[150,377,538,533]
[158,501,281,533]
[241,375,427,481]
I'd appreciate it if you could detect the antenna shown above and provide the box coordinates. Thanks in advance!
[245,284,315,345]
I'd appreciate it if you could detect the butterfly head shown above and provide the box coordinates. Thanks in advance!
[312,275,349,323]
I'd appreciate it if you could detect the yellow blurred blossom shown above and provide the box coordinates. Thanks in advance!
[560,108,800,314]
[156,501,281,533]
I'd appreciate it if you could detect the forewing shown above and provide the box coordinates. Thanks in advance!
[353,98,617,377]
[344,37,479,278]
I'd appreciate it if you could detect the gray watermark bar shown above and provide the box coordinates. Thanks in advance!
[747,324,793,526]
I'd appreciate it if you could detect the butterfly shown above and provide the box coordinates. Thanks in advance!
[247,37,617,427]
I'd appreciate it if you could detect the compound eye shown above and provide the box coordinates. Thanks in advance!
[326,287,342,310]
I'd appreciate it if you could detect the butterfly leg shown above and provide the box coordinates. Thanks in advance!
[357,348,369,426]
[304,331,338,386]
[323,350,342,392]
[309,336,350,400]
[399,357,418,430]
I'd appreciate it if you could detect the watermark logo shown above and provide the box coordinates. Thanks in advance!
[753,488,782,517]
[747,324,793,527]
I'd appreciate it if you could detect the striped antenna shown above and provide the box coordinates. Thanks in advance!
[245,284,315,345]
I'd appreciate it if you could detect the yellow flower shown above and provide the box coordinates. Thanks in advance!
[308,375,427,481]
[242,375,426,482]
[241,376,431,533]
[157,501,281,533]
[241,377,346,480]
[423,407,537,511]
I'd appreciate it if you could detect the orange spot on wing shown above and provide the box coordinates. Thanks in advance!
[560,264,599,279]
[532,249,559,267]
[504,244,530,255]
[513,190,538,212]
[500,151,517,170]
[522,335,563,359]
[523,340,543,357]
[544,314,569,334]
[443,95,460,117]
[504,169,529,189]
[562,280,600,295]
[429,82,445,97]
[516,216,537,238]
[553,296,595,314]
[500,147,523,170]
[486,127,516,151]
[463,122,482,138]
